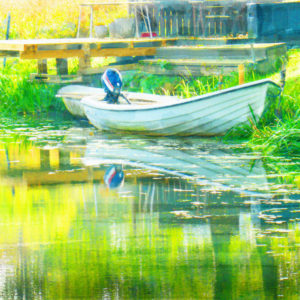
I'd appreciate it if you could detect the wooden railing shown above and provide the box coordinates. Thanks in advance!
[130,1,248,38]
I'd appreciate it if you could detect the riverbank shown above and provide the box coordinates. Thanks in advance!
[0,49,299,158]
[247,50,299,157]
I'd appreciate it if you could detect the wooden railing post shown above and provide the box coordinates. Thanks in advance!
[238,64,245,85]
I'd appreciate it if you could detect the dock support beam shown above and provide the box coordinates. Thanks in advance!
[56,59,68,76]
[38,59,48,74]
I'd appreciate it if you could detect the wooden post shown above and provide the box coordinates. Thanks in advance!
[192,5,196,36]
[89,5,94,38]
[218,74,223,90]
[199,3,205,37]
[76,6,82,38]
[165,8,171,37]
[160,8,164,37]
[38,59,48,74]
[145,5,153,38]
[134,5,140,37]
[78,44,91,74]
[238,64,245,85]
[56,58,68,76]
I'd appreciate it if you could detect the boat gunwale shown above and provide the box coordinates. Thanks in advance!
[81,79,279,112]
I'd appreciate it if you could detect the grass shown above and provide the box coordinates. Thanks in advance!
[0,59,64,116]
[0,0,128,39]
[242,51,299,158]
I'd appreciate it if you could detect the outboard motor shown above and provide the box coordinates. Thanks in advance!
[101,68,123,104]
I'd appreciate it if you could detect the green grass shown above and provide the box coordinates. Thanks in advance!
[0,59,63,116]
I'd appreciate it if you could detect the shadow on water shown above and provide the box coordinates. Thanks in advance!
[0,117,299,299]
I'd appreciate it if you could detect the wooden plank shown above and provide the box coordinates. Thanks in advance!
[153,44,286,60]
[140,58,264,66]
[137,64,238,76]
[79,63,138,75]
[0,37,178,50]
[0,42,25,51]
[90,47,157,58]
[80,2,153,6]
[20,47,156,59]
[21,49,82,59]
[31,73,79,79]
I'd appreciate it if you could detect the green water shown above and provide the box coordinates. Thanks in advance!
[0,117,299,299]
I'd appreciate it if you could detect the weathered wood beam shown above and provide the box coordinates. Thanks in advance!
[20,47,157,59]
[0,42,25,51]
[138,64,238,76]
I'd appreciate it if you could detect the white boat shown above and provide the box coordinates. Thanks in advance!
[56,85,105,118]
[56,85,177,118]
[58,79,278,136]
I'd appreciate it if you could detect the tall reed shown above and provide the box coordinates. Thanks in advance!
[0,59,64,116]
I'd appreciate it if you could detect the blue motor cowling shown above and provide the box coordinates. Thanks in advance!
[101,68,123,103]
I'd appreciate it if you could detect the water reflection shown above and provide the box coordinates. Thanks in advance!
[0,120,299,299]
[104,165,124,189]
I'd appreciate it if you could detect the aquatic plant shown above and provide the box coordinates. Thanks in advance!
[0,59,65,116]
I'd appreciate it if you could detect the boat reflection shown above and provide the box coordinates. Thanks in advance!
[83,136,271,197]
[104,164,124,189]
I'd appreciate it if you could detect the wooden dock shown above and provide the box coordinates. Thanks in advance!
[0,37,287,82]
[80,42,287,78]
[141,43,287,75]
[0,37,177,60]
[0,37,176,82]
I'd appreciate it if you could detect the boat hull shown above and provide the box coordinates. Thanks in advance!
[62,97,86,118]
[82,79,277,136]
[58,85,105,118]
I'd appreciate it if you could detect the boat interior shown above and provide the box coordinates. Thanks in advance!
[60,90,179,105]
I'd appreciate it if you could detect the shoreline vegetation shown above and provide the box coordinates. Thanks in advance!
[0,1,298,185]
[1,50,298,153]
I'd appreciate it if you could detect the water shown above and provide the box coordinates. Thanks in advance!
[0,117,299,299]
